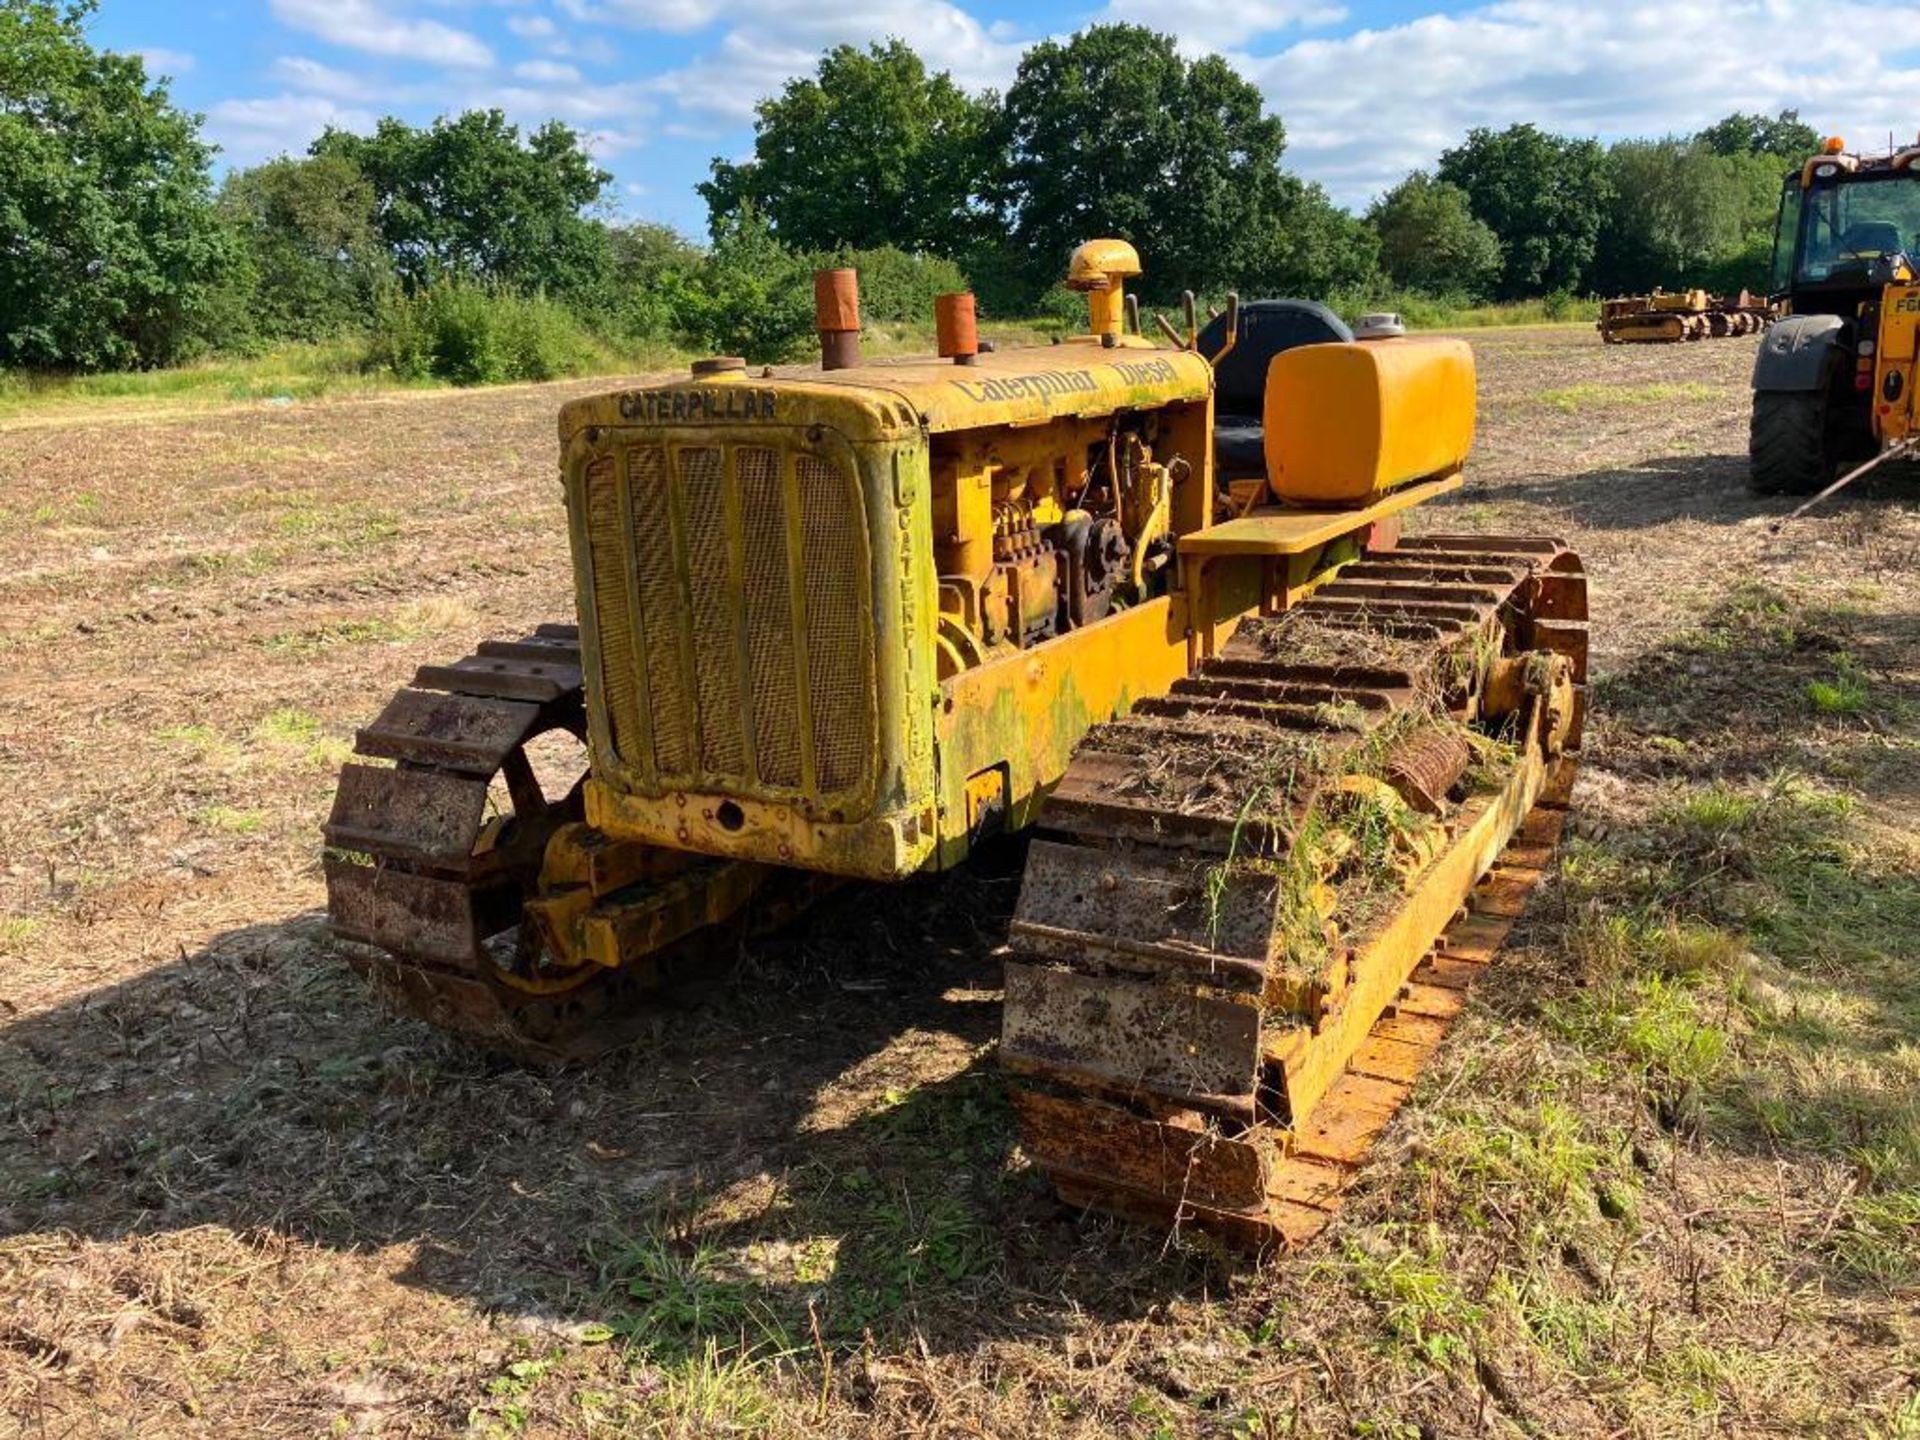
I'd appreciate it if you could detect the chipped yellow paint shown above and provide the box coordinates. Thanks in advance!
[554,336,1445,890]
[557,342,1212,446]
[933,595,1202,868]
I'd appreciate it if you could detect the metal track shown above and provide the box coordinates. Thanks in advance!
[1000,534,1589,1247]
[322,623,747,1062]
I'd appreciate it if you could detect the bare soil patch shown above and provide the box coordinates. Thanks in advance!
[3,329,1918,1437]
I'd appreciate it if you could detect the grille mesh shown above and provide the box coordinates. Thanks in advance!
[678,447,747,777]
[627,446,693,776]
[582,456,636,760]
[798,454,868,794]
[592,437,873,803]
[736,448,803,788]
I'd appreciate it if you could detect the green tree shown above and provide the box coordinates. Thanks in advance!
[997,25,1367,302]
[1258,179,1381,299]
[1696,110,1821,162]
[312,111,612,299]
[1591,139,1782,295]
[218,154,389,341]
[676,209,816,362]
[1366,172,1501,297]
[603,220,705,343]
[1437,124,1613,297]
[700,40,997,256]
[0,0,232,369]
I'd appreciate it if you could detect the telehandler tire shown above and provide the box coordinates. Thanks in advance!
[1748,390,1831,496]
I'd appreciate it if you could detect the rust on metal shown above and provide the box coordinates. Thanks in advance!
[934,292,979,364]
[815,267,862,370]
[1382,725,1472,814]
[322,628,774,1063]
[1002,961,1264,1116]
[1597,289,1774,344]
[1003,535,1589,1249]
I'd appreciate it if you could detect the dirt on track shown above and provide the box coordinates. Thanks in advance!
[2,329,1918,1438]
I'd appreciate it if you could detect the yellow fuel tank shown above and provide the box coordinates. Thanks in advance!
[1264,336,1476,505]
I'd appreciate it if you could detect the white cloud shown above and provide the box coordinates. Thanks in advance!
[134,46,196,77]
[640,1,1026,126]
[554,0,720,32]
[514,59,583,83]
[486,79,657,126]
[1240,0,1920,209]
[271,55,381,101]
[582,127,646,158]
[205,94,376,165]
[269,0,495,69]
[509,7,613,61]
[1100,0,1344,50]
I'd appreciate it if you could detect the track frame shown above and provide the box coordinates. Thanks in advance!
[1000,534,1588,1248]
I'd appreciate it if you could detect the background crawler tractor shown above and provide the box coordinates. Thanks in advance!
[324,240,1589,1246]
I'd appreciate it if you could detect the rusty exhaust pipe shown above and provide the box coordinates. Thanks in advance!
[935,291,978,366]
[814,267,861,371]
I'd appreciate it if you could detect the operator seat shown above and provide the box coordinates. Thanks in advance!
[1199,299,1353,480]
[1840,221,1902,257]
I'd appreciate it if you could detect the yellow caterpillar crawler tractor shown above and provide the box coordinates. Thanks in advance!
[324,241,1589,1247]
[1598,288,1771,344]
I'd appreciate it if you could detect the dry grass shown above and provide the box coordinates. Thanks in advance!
[3,329,1920,1436]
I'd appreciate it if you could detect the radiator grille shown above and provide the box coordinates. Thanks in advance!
[797,454,868,794]
[581,456,636,761]
[628,446,693,776]
[584,438,875,805]
[737,447,803,789]
[678,446,747,778]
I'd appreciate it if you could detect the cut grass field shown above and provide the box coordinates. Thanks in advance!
[1,325,1917,1437]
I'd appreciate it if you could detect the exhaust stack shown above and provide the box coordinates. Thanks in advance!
[935,292,979,366]
[814,268,861,370]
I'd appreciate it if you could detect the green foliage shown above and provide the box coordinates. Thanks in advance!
[801,245,968,324]
[0,24,1860,386]
[1343,1236,1486,1366]
[602,1230,774,1357]
[997,25,1370,304]
[365,282,597,386]
[1366,172,1502,298]
[312,110,611,301]
[1806,660,1871,716]
[217,155,389,343]
[0,0,233,369]
[1696,109,1822,162]
[601,220,707,344]
[1590,140,1783,296]
[670,210,818,362]
[1325,288,1596,330]
[701,40,998,256]
[1263,181,1382,300]
[1439,124,1613,298]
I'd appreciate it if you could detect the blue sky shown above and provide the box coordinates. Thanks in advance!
[91,0,1920,239]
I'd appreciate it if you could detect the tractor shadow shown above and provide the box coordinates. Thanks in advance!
[0,837,1221,1363]
[1440,449,1920,535]
[12,588,1914,1373]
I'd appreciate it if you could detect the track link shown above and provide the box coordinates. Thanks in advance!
[322,623,745,1061]
[1001,535,1588,1247]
